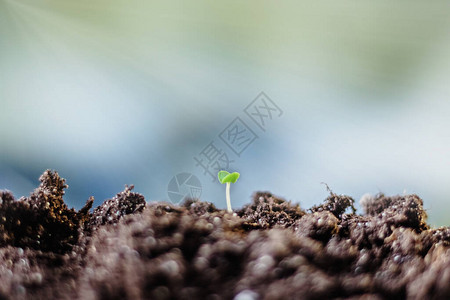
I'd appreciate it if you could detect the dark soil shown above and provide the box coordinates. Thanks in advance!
[0,170,449,300]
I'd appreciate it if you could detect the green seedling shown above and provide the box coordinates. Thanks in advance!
[218,170,240,213]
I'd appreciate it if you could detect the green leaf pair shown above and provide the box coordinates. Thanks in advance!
[218,170,240,184]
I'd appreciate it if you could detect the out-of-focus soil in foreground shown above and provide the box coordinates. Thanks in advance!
[0,170,449,300]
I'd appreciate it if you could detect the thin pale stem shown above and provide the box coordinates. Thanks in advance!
[226,182,232,213]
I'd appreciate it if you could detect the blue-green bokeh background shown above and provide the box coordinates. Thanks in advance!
[1,1,449,226]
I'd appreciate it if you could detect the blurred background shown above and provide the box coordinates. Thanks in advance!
[1,0,449,226]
